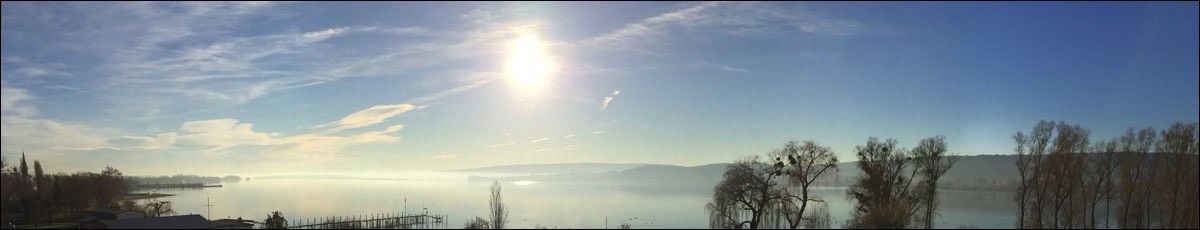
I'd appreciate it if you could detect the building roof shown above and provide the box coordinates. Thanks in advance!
[101,215,212,229]
[2,213,23,221]
[210,219,255,229]
[76,216,99,223]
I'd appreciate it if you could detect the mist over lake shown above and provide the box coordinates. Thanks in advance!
[148,172,1024,229]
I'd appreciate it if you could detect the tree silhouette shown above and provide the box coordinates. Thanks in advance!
[1150,122,1198,229]
[911,136,959,229]
[464,216,489,229]
[706,156,787,229]
[771,140,838,229]
[1012,121,1198,229]
[845,137,919,229]
[264,211,287,229]
[707,140,840,229]
[490,180,509,229]
[145,200,176,217]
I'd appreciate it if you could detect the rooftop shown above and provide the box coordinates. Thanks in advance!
[101,215,211,229]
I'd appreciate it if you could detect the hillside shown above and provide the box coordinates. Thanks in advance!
[464,154,1022,192]
[447,163,657,175]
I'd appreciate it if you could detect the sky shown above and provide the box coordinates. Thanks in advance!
[1,2,1197,177]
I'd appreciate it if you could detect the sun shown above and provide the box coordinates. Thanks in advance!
[506,34,555,95]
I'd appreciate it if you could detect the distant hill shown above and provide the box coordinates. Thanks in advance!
[128,174,240,185]
[464,154,1022,192]
[466,163,731,195]
[833,154,1019,180]
[447,163,660,175]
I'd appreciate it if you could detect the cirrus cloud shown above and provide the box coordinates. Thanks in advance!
[317,104,417,133]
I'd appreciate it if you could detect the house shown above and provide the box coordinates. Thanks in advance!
[78,209,145,229]
[211,218,255,229]
[90,208,146,220]
[100,214,212,229]
[2,213,22,228]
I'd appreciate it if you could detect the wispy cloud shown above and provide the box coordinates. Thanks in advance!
[581,2,869,48]
[527,147,552,154]
[1,85,137,152]
[265,124,405,160]
[2,116,112,153]
[406,74,501,105]
[428,152,458,160]
[563,134,575,139]
[3,2,474,122]
[572,2,870,74]
[596,120,618,128]
[1,56,73,84]
[318,104,417,133]
[601,90,621,111]
[486,142,516,148]
[593,130,606,134]
[1,84,37,117]
[530,137,550,143]
[178,119,273,147]
[168,118,406,157]
[694,59,751,73]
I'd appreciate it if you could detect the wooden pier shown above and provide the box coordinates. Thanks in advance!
[135,183,222,189]
[283,212,446,229]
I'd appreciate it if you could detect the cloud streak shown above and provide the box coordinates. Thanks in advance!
[318,104,417,133]
[428,152,458,160]
[601,90,621,111]
[528,147,552,154]
[486,142,516,148]
[581,2,868,48]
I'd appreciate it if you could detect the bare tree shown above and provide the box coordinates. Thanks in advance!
[770,140,839,229]
[490,180,509,229]
[1013,131,1032,229]
[1033,122,1089,229]
[0,157,8,215]
[846,137,920,229]
[1014,121,1199,229]
[1117,127,1156,229]
[1084,138,1118,229]
[706,156,788,229]
[146,200,176,217]
[1152,122,1198,229]
[911,136,960,229]
[1013,121,1055,229]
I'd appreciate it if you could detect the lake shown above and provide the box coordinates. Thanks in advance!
[139,173,1025,229]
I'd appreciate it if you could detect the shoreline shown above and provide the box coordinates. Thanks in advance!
[120,193,176,200]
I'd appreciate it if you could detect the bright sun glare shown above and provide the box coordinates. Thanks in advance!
[506,34,555,95]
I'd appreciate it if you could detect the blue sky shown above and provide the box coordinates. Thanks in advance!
[2,2,1197,176]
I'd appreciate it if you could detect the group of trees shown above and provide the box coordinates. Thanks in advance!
[843,136,959,229]
[119,199,176,218]
[706,136,959,229]
[1,154,131,225]
[705,140,839,229]
[263,211,288,229]
[464,180,511,229]
[1014,121,1198,229]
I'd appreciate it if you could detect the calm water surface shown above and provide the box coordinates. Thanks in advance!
[141,173,1022,229]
